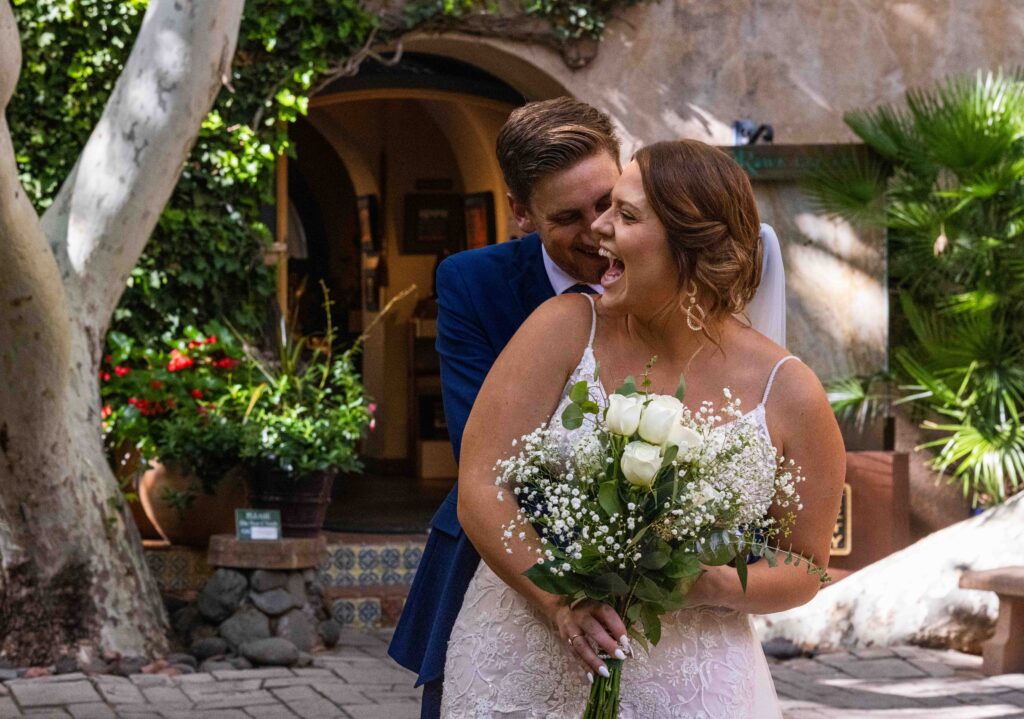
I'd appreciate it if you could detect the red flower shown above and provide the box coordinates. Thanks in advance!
[168,349,194,372]
[99,371,111,382]
[368,402,378,415]
[206,335,218,345]
[214,357,238,370]
[101,405,112,419]
[104,355,112,364]
[190,389,203,399]
[150,380,164,389]
[187,340,202,349]
[114,366,131,377]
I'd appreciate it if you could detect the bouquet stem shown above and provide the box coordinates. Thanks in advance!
[582,657,623,719]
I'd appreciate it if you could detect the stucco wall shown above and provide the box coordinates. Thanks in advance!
[408,0,1024,152]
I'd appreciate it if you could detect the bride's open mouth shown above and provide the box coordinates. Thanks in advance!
[599,247,625,287]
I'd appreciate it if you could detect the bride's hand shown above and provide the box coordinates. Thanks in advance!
[549,599,629,679]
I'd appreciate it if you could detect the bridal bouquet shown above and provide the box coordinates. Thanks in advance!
[496,367,829,719]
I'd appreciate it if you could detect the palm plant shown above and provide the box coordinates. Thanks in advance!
[806,69,1024,505]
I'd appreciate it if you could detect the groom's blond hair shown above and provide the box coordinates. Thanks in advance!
[497,97,620,205]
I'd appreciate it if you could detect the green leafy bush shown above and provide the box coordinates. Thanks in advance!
[808,69,1024,505]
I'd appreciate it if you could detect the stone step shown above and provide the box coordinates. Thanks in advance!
[145,531,427,631]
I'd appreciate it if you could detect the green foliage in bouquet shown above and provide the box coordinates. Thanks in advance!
[499,363,829,718]
[807,69,1024,504]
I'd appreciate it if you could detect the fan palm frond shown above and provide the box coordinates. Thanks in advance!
[825,373,895,431]
[917,416,1024,503]
[907,69,1024,176]
[844,104,932,176]
[801,150,888,225]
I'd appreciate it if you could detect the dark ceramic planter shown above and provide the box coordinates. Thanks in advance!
[247,466,335,538]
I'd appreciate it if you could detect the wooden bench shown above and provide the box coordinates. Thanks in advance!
[960,567,1024,675]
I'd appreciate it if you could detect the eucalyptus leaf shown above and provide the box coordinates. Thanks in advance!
[561,402,584,430]
[598,481,623,517]
[639,550,670,570]
[592,572,630,596]
[735,553,748,593]
[614,376,638,396]
[569,380,590,404]
[640,603,662,645]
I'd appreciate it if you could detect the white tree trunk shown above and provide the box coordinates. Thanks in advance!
[0,0,243,662]
[754,492,1024,653]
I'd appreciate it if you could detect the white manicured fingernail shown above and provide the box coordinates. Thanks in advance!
[614,648,626,660]
[587,672,594,684]
[619,634,629,645]
[598,665,610,678]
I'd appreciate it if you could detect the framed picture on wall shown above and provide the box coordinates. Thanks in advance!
[362,252,382,312]
[357,195,381,253]
[402,194,465,255]
[464,192,496,250]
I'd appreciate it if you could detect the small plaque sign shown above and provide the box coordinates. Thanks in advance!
[830,484,852,556]
[235,509,281,541]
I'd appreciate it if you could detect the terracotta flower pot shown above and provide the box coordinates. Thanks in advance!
[247,466,335,538]
[139,461,248,547]
[109,443,162,541]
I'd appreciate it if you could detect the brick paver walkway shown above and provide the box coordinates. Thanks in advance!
[1,629,1022,717]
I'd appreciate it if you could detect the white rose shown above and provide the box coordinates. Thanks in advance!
[638,395,683,445]
[665,422,703,453]
[606,393,643,436]
[620,441,662,490]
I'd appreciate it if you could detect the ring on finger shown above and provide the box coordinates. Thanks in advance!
[567,633,585,648]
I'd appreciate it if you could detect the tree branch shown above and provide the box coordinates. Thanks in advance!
[40,0,244,327]
[0,0,74,562]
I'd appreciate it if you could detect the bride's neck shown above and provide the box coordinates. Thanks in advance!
[624,303,724,364]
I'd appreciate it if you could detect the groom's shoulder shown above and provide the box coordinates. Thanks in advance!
[438,234,541,282]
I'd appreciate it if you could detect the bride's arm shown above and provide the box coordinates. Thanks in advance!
[688,360,847,614]
[457,295,628,673]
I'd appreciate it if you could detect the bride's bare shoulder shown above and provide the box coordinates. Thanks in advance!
[731,322,825,409]
[504,294,596,365]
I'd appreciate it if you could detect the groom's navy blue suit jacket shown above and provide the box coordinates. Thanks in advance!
[388,234,554,687]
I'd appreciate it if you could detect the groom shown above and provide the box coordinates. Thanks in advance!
[388,97,622,718]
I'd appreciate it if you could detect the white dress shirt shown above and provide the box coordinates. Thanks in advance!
[541,245,605,295]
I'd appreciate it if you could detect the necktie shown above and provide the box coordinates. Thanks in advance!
[563,283,598,295]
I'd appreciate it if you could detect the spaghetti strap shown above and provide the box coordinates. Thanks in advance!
[583,293,598,348]
[761,355,798,406]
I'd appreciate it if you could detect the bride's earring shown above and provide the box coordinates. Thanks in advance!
[686,282,706,332]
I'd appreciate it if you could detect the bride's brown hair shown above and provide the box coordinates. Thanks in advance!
[634,140,763,322]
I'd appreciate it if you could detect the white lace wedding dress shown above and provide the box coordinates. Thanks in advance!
[442,296,786,718]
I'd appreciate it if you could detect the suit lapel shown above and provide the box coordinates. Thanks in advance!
[506,234,555,324]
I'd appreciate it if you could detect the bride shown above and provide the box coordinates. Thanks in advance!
[441,139,846,718]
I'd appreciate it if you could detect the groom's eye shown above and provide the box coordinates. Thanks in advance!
[550,211,581,226]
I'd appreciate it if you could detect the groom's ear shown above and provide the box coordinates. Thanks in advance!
[507,193,536,234]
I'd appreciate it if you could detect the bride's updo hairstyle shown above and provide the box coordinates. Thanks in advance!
[634,140,762,322]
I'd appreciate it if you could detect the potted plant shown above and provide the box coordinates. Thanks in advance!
[233,285,412,537]
[101,326,250,545]
[234,300,374,537]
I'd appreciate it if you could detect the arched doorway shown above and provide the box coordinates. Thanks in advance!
[286,52,560,531]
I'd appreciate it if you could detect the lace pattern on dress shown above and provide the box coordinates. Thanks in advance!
[441,304,785,718]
